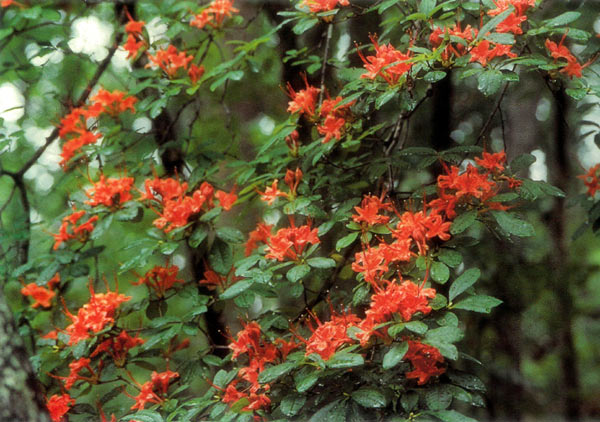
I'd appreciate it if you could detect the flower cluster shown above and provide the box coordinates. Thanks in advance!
[299,309,360,360]
[140,176,236,232]
[122,10,146,59]
[60,283,131,345]
[429,22,477,63]
[404,340,446,384]
[359,35,413,85]
[85,174,135,208]
[317,95,354,143]
[147,45,196,80]
[190,0,239,30]
[51,209,98,250]
[58,88,137,168]
[219,322,299,412]
[578,163,600,197]
[257,168,303,205]
[301,0,349,13]
[545,33,590,78]
[286,73,320,117]
[264,219,320,261]
[487,0,536,35]
[199,265,242,290]
[129,370,179,410]
[469,40,516,67]
[46,393,75,422]
[91,330,145,367]
[20,272,60,309]
[133,262,184,298]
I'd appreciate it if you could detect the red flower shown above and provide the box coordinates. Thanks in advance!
[124,34,145,59]
[190,0,239,29]
[188,63,205,84]
[578,164,600,197]
[352,247,388,285]
[60,357,95,390]
[129,371,179,410]
[21,283,55,308]
[495,12,527,34]
[85,174,135,208]
[487,0,535,17]
[264,220,320,261]
[353,194,393,226]
[215,187,237,210]
[317,114,346,143]
[475,151,506,173]
[63,283,131,345]
[284,167,303,196]
[91,330,145,366]
[430,22,477,61]
[51,209,98,250]
[46,394,75,422]
[245,222,273,256]
[88,88,137,116]
[358,35,413,85]
[133,263,184,298]
[301,0,349,13]
[301,310,360,360]
[147,45,194,78]
[258,179,288,205]
[404,340,445,385]
[286,73,320,116]
[469,40,516,67]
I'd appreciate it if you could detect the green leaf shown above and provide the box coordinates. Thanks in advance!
[476,7,513,40]
[450,210,477,235]
[428,409,478,422]
[200,206,222,222]
[491,210,535,237]
[425,326,464,344]
[336,232,359,251]
[220,279,252,300]
[326,352,364,368]
[543,11,580,27]
[189,225,208,248]
[449,268,481,302]
[477,69,503,96]
[287,264,311,283]
[0,28,14,41]
[351,388,387,408]
[115,203,143,221]
[424,70,447,83]
[295,370,320,393]
[159,241,179,255]
[382,342,409,369]
[404,320,428,335]
[216,227,245,243]
[293,18,318,35]
[425,385,453,410]
[510,153,536,171]
[120,410,164,422]
[453,295,502,313]
[431,261,450,284]
[280,393,306,417]
[375,90,397,109]
[438,249,462,267]
[208,238,233,274]
[258,362,296,383]
[307,257,336,268]
[401,392,419,412]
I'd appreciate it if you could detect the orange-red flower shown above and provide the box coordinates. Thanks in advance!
[91,330,145,367]
[545,34,590,79]
[578,164,600,197]
[286,73,320,116]
[301,0,349,13]
[190,0,239,29]
[88,88,137,117]
[46,393,75,422]
[475,151,506,173]
[258,179,288,205]
[300,309,360,360]
[264,220,320,261]
[63,283,131,345]
[245,222,273,256]
[147,45,194,78]
[51,209,98,250]
[358,35,413,85]
[215,187,237,210]
[188,63,205,84]
[430,22,477,62]
[404,340,445,385]
[284,167,303,196]
[133,263,184,298]
[353,194,393,226]
[85,174,135,208]
[129,370,179,410]
[469,40,516,66]
[21,283,55,309]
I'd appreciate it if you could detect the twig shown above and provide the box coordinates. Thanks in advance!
[476,81,510,144]
[318,23,333,106]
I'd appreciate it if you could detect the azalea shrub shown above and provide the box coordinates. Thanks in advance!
[1,0,599,421]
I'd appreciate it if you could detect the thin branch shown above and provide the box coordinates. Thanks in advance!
[476,81,510,144]
[318,23,333,106]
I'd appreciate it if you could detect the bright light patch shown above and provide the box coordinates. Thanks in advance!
[146,17,168,44]
[529,149,547,181]
[25,164,55,192]
[535,97,551,122]
[336,33,351,61]
[133,117,152,134]
[0,83,25,122]
[68,16,113,62]
[258,115,275,135]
